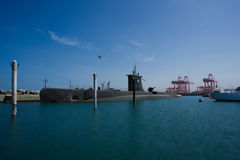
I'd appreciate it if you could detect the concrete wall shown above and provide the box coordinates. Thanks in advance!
[17,95,40,102]
[0,95,4,102]
[0,94,40,103]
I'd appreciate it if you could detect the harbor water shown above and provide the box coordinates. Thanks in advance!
[1,96,240,160]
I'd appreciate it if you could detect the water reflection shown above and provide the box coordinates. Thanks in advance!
[8,114,18,156]
[92,109,99,130]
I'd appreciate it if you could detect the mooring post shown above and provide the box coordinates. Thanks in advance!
[93,73,97,110]
[11,60,18,116]
[133,78,136,106]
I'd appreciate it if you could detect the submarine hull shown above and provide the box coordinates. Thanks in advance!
[40,88,156,103]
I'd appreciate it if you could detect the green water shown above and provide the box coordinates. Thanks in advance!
[0,96,240,160]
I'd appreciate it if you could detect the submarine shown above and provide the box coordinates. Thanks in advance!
[40,66,178,103]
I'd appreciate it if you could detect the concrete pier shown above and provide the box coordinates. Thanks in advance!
[11,60,18,116]
[93,73,97,110]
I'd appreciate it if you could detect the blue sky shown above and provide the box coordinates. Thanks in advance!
[0,0,240,91]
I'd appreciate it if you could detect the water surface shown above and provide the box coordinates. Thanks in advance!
[1,96,240,160]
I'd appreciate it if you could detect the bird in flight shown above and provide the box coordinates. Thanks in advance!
[98,56,102,60]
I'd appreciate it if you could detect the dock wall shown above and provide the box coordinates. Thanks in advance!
[0,95,40,103]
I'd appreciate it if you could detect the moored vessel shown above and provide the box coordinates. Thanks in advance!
[211,87,240,101]
[40,66,178,103]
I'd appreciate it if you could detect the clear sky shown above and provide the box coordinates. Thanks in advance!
[0,0,240,91]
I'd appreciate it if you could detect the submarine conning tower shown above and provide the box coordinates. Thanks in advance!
[127,66,144,91]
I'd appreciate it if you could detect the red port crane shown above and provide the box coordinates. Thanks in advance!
[197,74,217,94]
[166,76,193,94]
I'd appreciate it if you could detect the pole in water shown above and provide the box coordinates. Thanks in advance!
[93,73,97,110]
[11,60,18,116]
[133,78,136,106]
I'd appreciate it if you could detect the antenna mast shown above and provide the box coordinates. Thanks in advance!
[43,78,48,88]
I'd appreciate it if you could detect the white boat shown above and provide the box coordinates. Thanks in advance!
[211,87,240,101]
